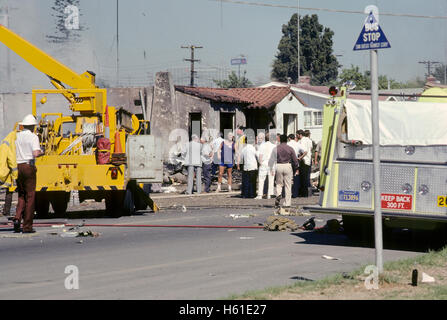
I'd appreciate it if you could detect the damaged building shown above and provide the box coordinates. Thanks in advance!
[0,71,309,161]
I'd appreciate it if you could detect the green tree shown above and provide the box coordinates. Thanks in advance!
[338,65,369,90]
[433,64,447,85]
[271,14,339,85]
[338,65,409,90]
[214,71,253,88]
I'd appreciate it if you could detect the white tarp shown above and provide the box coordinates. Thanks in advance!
[345,99,447,146]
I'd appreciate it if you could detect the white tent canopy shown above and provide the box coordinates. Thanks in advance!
[345,99,447,146]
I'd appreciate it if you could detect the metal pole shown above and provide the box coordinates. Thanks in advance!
[370,48,383,274]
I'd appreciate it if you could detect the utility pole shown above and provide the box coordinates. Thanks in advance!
[419,60,440,78]
[116,0,120,87]
[182,45,203,87]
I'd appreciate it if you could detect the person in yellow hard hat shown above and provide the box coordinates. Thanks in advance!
[13,114,43,233]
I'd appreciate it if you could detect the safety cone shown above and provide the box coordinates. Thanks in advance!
[114,130,123,154]
[111,130,126,166]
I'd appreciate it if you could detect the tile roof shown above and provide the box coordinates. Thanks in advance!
[175,86,306,109]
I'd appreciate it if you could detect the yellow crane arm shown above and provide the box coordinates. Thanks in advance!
[0,24,95,90]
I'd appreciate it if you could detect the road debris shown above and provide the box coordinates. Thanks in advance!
[274,207,311,216]
[77,230,100,237]
[181,205,187,212]
[322,255,340,261]
[229,214,256,219]
[60,232,78,238]
[301,217,316,230]
[264,216,298,232]
[60,229,100,238]
[421,272,435,283]
[239,236,255,240]
[162,186,178,194]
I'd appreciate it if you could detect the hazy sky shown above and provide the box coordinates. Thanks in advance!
[1,0,446,90]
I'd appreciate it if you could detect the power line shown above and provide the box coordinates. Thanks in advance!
[209,0,447,20]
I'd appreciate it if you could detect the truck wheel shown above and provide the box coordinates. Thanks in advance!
[35,192,50,219]
[105,190,125,217]
[49,192,70,217]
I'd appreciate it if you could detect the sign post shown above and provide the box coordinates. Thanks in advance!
[353,5,391,274]
[231,57,247,79]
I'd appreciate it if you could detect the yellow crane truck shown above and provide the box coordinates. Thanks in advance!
[306,86,447,240]
[0,25,162,218]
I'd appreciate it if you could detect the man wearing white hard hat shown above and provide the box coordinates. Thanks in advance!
[13,114,43,233]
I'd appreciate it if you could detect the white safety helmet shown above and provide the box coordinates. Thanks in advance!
[19,114,38,126]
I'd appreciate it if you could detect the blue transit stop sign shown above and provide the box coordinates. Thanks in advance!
[353,12,390,51]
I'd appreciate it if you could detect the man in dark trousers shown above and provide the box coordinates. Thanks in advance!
[13,114,43,233]
[270,134,299,208]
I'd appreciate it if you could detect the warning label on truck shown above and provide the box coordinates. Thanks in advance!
[381,194,412,210]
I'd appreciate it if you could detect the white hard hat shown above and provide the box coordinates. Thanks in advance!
[19,114,38,126]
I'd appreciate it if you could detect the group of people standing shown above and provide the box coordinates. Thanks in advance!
[183,127,317,208]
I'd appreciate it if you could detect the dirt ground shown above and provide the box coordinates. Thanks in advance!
[251,262,447,300]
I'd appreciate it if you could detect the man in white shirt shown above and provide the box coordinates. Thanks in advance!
[184,134,202,195]
[238,135,258,198]
[211,132,224,177]
[255,132,276,199]
[13,114,43,233]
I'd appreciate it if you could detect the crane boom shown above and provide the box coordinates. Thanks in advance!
[0,24,106,114]
[0,24,95,89]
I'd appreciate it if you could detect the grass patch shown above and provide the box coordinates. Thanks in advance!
[227,246,447,300]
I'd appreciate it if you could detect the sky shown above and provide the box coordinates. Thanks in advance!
[0,0,446,91]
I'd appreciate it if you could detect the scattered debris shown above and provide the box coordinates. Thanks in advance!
[421,272,435,283]
[264,216,298,232]
[229,214,256,219]
[301,217,316,230]
[77,230,100,238]
[162,186,178,194]
[412,269,418,286]
[51,224,66,228]
[60,232,78,238]
[77,240,84,244]
[181,205,187,213]
[322,255,340,261]
[274,207,311,216]
[239,237,255,240]
[60,229,100,238]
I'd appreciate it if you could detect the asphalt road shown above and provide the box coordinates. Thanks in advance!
[0,194,429,300]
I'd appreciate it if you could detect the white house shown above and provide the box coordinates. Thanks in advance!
[260,77,331,143]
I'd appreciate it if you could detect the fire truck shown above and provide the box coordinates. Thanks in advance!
[306,86,447,239]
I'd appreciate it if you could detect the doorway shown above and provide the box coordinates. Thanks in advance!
[220,112,235,135]
[189,112,202,140]
[283,113,298,136]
